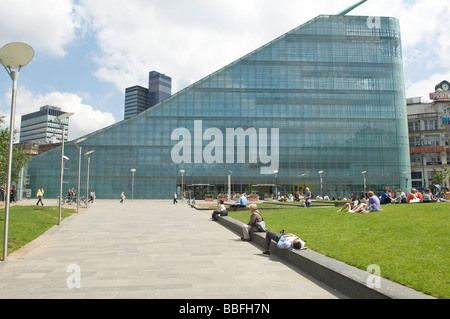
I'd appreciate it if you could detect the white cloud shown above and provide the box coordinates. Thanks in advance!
[0,87,116,141]
[0,0,79,57]
[1,0,449,128]
[79,0,345,92]
[405,71,450,102]
[78,0,450,100]
[358,0,450,98]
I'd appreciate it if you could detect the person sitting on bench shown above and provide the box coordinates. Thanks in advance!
[211,200,227,221]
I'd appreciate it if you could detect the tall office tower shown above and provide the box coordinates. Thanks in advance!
[20,105,69,144]
[124,85,149,120]
[28,11,411,199]
[148,71,172,107]
[123,72,172,120]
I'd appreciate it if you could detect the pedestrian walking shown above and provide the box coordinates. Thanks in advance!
[36,186,45,206]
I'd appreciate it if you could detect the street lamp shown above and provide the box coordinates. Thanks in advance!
[318,171,324,198]
[84,151,94,206]
[74,137,87,213]
[273,170,279,200]
[131,169,136,200]
[298,173,307,195]
[227,170,233,200]
[1,42,34,261]
[180,170,185,196]
[56,112,75,226]
[402,171,409,191]
[362,171,367,196]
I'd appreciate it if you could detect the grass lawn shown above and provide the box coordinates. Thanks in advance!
[229,202,450,299]
[0,205,76,259]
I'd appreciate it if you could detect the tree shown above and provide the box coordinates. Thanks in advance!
[432,171,444,186]
[0,117,30,186]
[443,167,450,187]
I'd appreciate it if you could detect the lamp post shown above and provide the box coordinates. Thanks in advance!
[56,112,75,225]
[74,138,87,213]
[227,170,233,200]
[299,173,307,194]
[318,171,324,198]
[180,170,185,196]
[402,171,409,192]
[84,151,94,207]
[362,171,367,196]
[273,170,279,200]
[1,42,34,261]
[131,169,136,200]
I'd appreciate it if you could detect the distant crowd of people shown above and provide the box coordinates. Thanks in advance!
[337,187,450,213]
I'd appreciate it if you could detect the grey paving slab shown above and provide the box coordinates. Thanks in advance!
[0,199,345,299]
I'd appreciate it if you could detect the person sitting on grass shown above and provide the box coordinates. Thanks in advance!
[439,188,450,202]
[337,195,360,212]
[380,189,392,204]
[407,188,421,203]
[393,189,407,204]
[262,229,306,255]
[352,191,381,213]
[423,188,438,202]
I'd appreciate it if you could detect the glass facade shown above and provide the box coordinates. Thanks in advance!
[27,15,411,199]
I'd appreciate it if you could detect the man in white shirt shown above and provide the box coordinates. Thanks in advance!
[263,230,306,255]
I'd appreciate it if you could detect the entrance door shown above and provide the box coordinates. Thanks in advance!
[194,185,206,199]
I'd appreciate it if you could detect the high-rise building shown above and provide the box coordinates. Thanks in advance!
[148,71,172,107]
[27,12,411,199]
[124,86,149,120]
[124,71,172,120]
[20,105,69,144]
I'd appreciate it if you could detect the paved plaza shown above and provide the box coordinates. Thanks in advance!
[0,199,345,299]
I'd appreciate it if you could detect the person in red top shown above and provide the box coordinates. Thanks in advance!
[416,189,423,201]
[407,188,422,203]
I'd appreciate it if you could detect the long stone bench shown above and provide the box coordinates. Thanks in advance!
[216,215,434,299]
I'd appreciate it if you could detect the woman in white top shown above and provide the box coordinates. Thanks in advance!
[211,200,227,221]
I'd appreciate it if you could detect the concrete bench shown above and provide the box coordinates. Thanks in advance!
[216,215,434,299]
[227,205,249,212]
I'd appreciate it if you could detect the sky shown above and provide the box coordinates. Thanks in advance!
[1,0,449,140]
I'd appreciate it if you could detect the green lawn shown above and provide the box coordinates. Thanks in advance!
[229,202,450,299]
[0,205,76,259]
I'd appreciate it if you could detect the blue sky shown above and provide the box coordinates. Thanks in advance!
[1,0,449,140]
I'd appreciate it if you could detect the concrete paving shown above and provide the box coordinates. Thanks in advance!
[0,199,345,299]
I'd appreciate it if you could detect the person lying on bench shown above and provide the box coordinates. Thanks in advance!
[262,230,306,255]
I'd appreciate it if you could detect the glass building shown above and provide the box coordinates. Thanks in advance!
[27,14,411,199]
